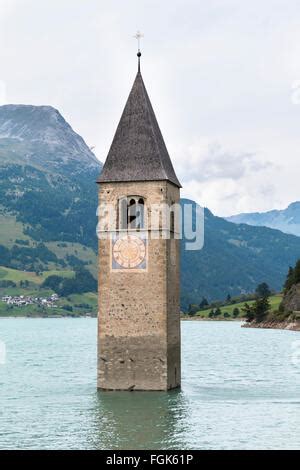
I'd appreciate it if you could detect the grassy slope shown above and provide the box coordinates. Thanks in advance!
[46,242,97,278]
[194,294,283,319]
[0,264,284,320]
[0,266,97,317]
[0,212,31,247]
[0,210,97,275]
[0,266,74,283]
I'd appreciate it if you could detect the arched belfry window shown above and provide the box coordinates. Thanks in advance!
[118,196,145,230]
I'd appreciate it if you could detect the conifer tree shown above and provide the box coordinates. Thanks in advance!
[294,260,300,284]
[254,296,271,322]
[242,303,255,322]
[233,307,240,318]
[284,266,295,293]
[199,297,209,309]
[215,307,222,317]
[255,282,271,299]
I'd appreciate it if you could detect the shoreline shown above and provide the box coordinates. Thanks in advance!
[181,316,244,321]
[1,316,241,320]
[242,320,300,332]
[1,316,298,331]
[0,313,97,319]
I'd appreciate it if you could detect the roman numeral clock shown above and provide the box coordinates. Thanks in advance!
[112,233,147,271]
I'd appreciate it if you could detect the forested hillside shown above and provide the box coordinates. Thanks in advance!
[1,104,300,309]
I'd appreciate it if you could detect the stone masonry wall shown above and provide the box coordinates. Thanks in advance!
[97,180,181,390]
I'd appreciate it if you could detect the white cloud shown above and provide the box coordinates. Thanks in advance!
[175,139,270,182]
[0,0,299,216]
[174,138,277,215]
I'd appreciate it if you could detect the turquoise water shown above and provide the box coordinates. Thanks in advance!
[0,319,299,450]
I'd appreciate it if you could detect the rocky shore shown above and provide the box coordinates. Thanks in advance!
[242,320,300,332]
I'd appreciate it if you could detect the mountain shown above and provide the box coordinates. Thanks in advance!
[181,200,300,307]
[0,104,102,248]
[0,104,99,172]
[0,104,102,277]
[0,104,299,308]
[226,202,300,237]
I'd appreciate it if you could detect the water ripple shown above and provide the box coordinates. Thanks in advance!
[0,318,299,449]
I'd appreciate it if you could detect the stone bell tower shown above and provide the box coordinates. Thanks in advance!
[97,49,181,391]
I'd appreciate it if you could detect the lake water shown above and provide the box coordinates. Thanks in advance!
[0,319,299,450]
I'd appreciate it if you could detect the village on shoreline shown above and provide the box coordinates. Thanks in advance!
[1,293,59,308]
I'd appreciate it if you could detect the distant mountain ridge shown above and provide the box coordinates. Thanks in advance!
[0,104,299,307]
[181,199,300,307]
[226,202,300,237]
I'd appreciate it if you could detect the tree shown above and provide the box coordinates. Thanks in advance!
[294,260,300,285]
[188,304,198,316]
[242,297,270,323]
[226,294,232,303]
[19,279,30,288]
[233,307,240,318]
[283,260,300,293]
[284,266,295,293]
[73,267,97,294]
[0,280,16,288]
[215,307,222,317]
[42,275,63,293]
[254,296,271,322]
[224,312,230,318]
[199,297,209,309]
[242,303,255,322]
[255,282,271,299]
[62,305,73,312]
[41,267,97,296]
[208,309,215,318]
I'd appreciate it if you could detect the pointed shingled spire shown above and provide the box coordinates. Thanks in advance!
[98,69,181,188]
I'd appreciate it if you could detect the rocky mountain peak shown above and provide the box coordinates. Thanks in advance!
[0,104,101,172]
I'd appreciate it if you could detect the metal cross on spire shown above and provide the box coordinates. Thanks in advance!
[134,30,144,52]
[134,30,144,72]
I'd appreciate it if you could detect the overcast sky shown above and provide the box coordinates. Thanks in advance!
[0,0,299,216]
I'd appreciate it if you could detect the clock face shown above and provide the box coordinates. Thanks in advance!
[112,234,146,269]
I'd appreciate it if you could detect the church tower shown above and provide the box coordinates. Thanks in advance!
[97,50,181,391]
